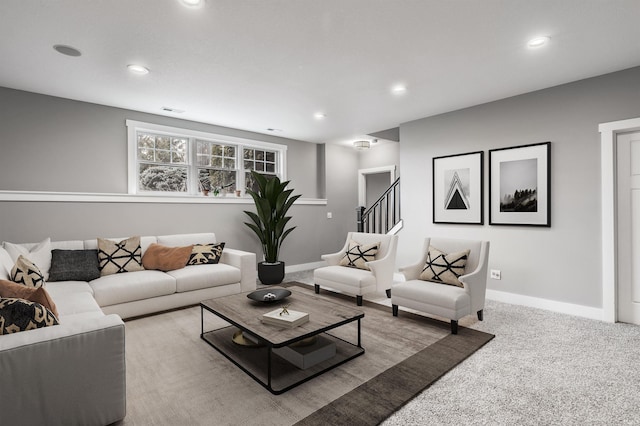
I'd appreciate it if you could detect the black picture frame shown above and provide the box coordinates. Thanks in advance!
[432,150,484,225]
[489,142,551,227]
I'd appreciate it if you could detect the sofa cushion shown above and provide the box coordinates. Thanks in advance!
[0,279,59,318]
[167,264,241,292]
[45,281,94,298]
[0,247,14,280]
[339,240,379,270]
[90,270,176,307]
[187,243,225,265]
[53,292,103,318]
[49,249,101,282]
[3,238,52,280]
[392,279,470,311]
[142,244,193,272]
[0,297,59,335]
[419,246,469,287]
[97,236,144,276]
[11,256,45,288]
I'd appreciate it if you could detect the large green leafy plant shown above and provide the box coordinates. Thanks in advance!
[244,171,301,263]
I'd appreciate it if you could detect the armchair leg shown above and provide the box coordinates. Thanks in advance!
[356,295,363,306]
[385,289,391,298]
[451,320,459,334]
[477,309,484,321]
[314,284,320,294]
[392,304,398,316]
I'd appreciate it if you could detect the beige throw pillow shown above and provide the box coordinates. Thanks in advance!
[419,246,469,287]
[339,240,379,270]
[10,255,46,288]
[97,236,144,276]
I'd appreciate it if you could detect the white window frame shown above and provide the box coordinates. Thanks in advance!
[126,120,287,196]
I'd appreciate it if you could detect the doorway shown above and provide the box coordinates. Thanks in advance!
[616,131,640,324]
[600,117,640,323]
[358,166,396,207]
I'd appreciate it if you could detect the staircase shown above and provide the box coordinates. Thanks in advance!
[356,177,403,235]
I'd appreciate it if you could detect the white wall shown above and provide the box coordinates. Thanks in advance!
[398,66,640,315]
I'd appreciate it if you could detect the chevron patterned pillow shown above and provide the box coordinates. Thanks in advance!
[339,240,379,270]
[10,255,45,288]
[419,246,470,287]
[97,236,144,276]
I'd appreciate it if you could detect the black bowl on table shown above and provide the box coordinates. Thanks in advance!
[247,288,291,303]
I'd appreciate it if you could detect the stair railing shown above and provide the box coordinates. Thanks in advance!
[357,177,401,234]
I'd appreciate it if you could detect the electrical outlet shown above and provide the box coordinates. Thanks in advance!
[327,212,333,219]
[490,269,501,280]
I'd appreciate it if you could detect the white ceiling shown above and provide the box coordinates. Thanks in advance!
[1,0,639,146]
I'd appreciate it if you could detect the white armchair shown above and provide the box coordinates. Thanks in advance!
[391,237,489,334]
[313,232,398,306]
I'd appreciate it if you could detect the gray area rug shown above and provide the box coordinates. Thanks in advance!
[117,282,492,425]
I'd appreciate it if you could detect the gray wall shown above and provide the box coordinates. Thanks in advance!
[399,66,640,309]
[0,87,350,266]
[358,142,400,172]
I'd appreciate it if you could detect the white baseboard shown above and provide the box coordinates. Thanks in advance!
[486,289,604,321]
[285,261,325,274]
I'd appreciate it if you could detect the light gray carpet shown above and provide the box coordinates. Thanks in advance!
[290,270,640,425]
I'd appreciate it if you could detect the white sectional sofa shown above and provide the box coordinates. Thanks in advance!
[0,232,256,426]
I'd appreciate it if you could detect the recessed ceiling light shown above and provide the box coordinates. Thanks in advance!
[314,112,326,120]
[527,36,550,48]
[127,64,149,75]
[391,84,407,94]
[181,0,203,7]
[53,44,82,57]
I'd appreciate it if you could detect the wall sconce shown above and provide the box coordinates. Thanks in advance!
[353,140,371,150]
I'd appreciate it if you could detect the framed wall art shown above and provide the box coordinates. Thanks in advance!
[432,150,484,224]
[489,141,551,227]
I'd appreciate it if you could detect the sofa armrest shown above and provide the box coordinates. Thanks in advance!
[399,261,424,281]
[0,314,126,425]
[220,248,257,292]
[321,251,344,265]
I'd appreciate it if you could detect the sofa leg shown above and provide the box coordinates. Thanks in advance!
[392,304,398,316]
[451,320,458,334]
[385,289,391,298]
[477,309,484,321]
[356,295,363,306]
[314,284,320,294]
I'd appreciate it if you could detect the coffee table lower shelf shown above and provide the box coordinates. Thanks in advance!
[201,326,365,394]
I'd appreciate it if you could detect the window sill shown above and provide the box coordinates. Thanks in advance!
[0,190,327,205]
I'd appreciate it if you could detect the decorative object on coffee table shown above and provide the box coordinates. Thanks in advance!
[247,288,291,303]
[243,170,301,285]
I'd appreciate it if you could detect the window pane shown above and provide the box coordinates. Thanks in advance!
[224,146,235,157]
[199,169,236,192]
[212,145,223,156]
[172,151,186,163]
[244,149,254,160]
[224,158,235,169]
[156,150,171,162]
[255,162,264,172]
[244,160,254,170]
[138,134,154,149]
[211,157,222,168]
[266,163,275,173]
[156,137,170,150]
[266,151,275,162]
[256,150,265,161]
[197,141,210,155]
[196,155,209,166]
[138,148,154,161]
[172,138,187,151]
[139,165,187,192]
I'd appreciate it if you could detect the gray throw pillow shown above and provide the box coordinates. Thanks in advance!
[48,249,101,282]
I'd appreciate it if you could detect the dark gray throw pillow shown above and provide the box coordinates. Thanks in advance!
[48,249,101,282]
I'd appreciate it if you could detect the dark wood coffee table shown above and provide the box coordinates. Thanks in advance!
[200,288,365,394]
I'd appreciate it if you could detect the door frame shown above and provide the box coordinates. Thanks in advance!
[357,165,396,207]
[599,117,640,322]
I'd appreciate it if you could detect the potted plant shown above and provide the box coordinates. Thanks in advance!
[244,171,301,284]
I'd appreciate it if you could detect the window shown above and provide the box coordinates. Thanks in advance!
[127,120,286,196]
